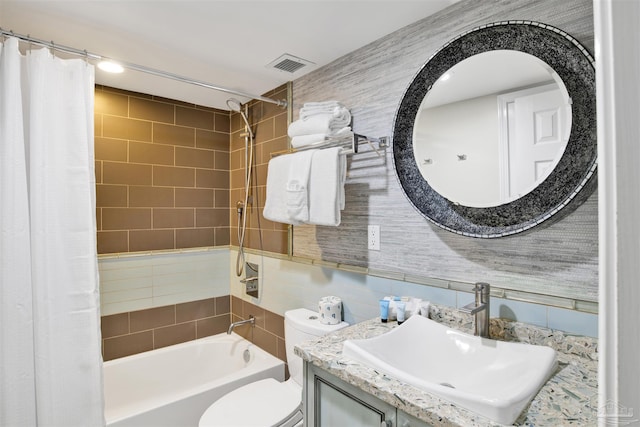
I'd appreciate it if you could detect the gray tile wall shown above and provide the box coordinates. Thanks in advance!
[291,0,598,302]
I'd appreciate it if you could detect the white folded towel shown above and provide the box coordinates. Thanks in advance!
[302,100,341,109]
[300,104,348,121]
[308,147,346,226]
[300,100,341,115]
[286,150,316,223]
[290,127,353,149]
[288,112,352,137]
[264,154,301,225]
[290,133,326,148]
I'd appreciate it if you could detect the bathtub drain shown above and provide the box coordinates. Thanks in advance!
[243,349,251,363]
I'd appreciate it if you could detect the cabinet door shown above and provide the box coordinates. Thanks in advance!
[305,362,395,427]
[315,376,389,426]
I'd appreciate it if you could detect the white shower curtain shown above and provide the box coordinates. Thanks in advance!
[0,38,104,426]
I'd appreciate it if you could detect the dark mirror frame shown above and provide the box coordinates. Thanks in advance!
[393,21,597,238]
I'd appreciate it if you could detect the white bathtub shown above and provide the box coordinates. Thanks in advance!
[104,333,285,427]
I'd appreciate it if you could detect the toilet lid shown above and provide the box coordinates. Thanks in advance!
[199,378,302,427]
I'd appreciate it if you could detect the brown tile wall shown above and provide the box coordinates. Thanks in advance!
[98,85,289,360]
[230,85,289,254]
[230,296,287,371]
[100,294,287,366]
[101,296,231,361]
[95,85,231,254]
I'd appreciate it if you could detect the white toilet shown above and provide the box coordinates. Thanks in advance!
[199,308,349,427]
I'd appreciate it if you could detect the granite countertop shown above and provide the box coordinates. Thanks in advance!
[295,307,598,426]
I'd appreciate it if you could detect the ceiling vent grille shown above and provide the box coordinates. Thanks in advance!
[267,54,314,74]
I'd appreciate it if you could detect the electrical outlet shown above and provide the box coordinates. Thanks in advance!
[368,225,380,250]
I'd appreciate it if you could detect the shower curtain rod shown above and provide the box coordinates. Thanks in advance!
[0,28,288,108]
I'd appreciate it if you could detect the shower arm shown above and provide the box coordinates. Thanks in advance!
[0,28,288,108]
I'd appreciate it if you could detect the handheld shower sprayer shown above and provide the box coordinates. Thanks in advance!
[226,98,242,112]
[226,98,254,139]
[228,98,255,277]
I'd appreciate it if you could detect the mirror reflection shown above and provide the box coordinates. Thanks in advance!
[413,50,572,207]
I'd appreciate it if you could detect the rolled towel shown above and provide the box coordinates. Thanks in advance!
[331,106,351,124]
[300,105,351,122]
[301,103,345,120]
[303,100,341,109]
[300,100,341,114]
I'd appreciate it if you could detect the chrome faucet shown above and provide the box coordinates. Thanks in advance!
[227,315,255,335]
[460,282,490,338]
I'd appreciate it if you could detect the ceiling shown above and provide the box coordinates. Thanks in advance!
[1,0,458,111]
[425,50,558,108]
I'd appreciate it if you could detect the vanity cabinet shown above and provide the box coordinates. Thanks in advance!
[304,362,432,427]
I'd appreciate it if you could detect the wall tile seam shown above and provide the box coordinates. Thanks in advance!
[102,184,223,192]
[98,110,174,125]
[230,134,285,145]
[100,154,218,165]
[101,114,218,134]
[251,324,285,341]
[103,315,230,340]
[97,245,231,259]
[228,115,285,134]
[118,95,224,119]
[254,113,286,127]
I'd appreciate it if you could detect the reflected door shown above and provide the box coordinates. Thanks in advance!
[501,85,570,200]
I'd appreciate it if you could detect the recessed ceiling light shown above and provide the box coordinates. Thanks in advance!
[98,60,124,74]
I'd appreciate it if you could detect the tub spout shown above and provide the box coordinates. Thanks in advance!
[227,315,255,335]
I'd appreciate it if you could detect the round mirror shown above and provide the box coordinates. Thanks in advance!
[413,50,572,208]
[393,22,596,237]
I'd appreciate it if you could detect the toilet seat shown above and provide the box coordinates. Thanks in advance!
[199,378,303,427]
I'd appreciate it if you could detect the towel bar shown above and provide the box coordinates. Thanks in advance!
[271,133,388,158]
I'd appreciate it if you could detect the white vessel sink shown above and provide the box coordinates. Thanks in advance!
[342,315,557,425]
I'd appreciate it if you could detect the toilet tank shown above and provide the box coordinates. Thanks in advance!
[284,308,349,386]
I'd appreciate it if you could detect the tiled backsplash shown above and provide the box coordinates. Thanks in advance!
[101,296,231,361]
[94,85,231,254]
[231,250,598,338]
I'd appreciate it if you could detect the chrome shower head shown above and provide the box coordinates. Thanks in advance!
[226,98,243,112]
[227,98,254,140]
